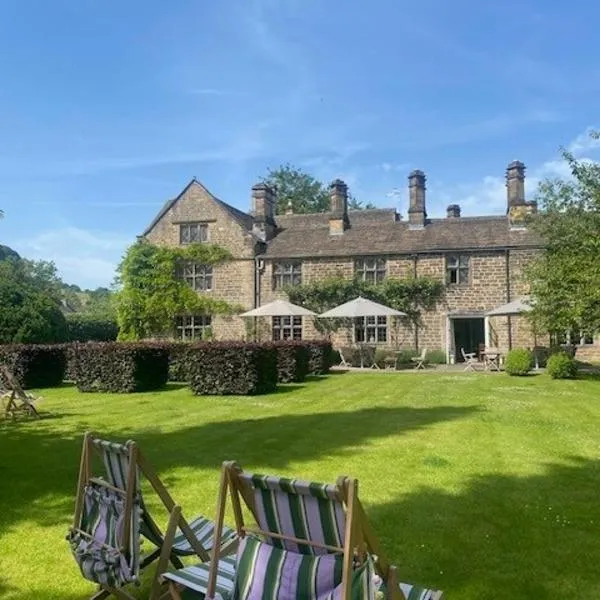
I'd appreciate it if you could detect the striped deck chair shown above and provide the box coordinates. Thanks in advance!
[69,434,237,600]
[163,462,443,600]
[0,365,39,419]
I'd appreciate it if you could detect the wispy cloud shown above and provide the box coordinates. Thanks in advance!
[567,127,600,155]
[379,162,410,173]
[190,88,227,96]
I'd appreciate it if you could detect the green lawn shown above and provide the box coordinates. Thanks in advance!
[1,372,600,600]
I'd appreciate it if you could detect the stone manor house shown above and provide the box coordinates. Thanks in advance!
[141,161,598,362]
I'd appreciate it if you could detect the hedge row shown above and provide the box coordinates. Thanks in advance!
[0,344,66,389]
[74,342,169,393]
[65,314,119,342]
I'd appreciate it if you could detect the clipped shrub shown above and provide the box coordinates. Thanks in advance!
[306,341,333,375]
[395,349,416,369]
[426,349,447,364]
[188,342,277,395]
[271,341,310,383]
[63,343,78,381]
[0,344,66,388]
[547,351,578,379]
[75,342,169,392]
[66,314,119,342]
[168,343,196,382]
[504,348,534,376]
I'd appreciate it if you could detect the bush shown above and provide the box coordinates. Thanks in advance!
[504,348,534,376]
[188,342,277,395]
[63,343,78,381]
[395,349,416,369]
[306,341,333,375]
[271,342,310,383]
[546,351,578,379]
[426,349,447,364]
[66,314,119,342]
[0,344,66,388]
[167,343,196,382]
[75,342,169,392]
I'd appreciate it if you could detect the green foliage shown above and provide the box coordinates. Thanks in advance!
[270,341,310,383]
[504,348,534,376]
[115,240,235,340]
[74,342,170,393]
[287,276,444,336]
[306,340,333,374]
[546,351,578,379]
[528,131,600,335]
[0,258,68,343]
[188,342,278,395]
[426,349,447,364]
[0,344,66,388]
[0,244,19,261]
[262,163,375,214]
[66,314,118,342]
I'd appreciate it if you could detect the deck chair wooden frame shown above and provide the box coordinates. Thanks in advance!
[411,348,428,370]
[73,433,215,600]
[461,348,478,372]
[0,366,39,419]
[338,347,350,368]
[190,462,412,600]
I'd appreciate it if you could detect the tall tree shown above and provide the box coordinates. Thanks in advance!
[262,164,375,214]
[528,131,600,336]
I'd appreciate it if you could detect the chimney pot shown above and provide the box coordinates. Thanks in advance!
[329,179,349,234]
[408,170,427,228]
[251,182,276,240]
[506,160,526,211]
[447,204,461,218]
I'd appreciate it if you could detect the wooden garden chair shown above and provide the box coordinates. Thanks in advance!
[162,461,444,600]
[0,365,39,419]
[460,348,478,372]
[411,348,428,370]
[68,433,237,600]
[338,347,351,368]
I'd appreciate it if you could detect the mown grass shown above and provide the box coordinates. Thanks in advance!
[1,372,600,599]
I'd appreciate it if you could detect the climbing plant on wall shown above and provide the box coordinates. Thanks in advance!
[115,240,235,340]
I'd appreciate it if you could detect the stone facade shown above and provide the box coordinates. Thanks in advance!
[140,165,600,361]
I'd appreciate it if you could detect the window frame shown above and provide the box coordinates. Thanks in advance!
[446,254,470,285]
[354,316,387,343]
[179,222,209,245]
[354,257,387,284]
[175,315,212,341]
[272,261,302,290]
[272,316,303,341]
[178,261,213,291]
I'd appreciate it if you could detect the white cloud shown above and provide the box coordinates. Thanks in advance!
[12,227,131,288]
[380,162,410,173]
[567,128,600,155]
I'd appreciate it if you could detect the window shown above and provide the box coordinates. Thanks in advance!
[446,255,469,285]
[272,261,302,290]
[551,329,594,345]
[180,222,208,244]
[178,262,213,291]
[355,257,386,284]
[272,316,302,341]
[355,316,387,343]
[175,315,212,341]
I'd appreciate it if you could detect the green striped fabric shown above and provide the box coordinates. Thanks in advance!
[68,482,140,588]
[238,473,345,556]
[92,437,237,556]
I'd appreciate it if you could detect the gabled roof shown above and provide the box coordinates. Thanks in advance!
[261,213,541,258]
[141,179,253,236]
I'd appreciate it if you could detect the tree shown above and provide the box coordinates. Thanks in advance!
[0,257,67,343]
[527,131,600,336]
[262,163,376,214]
[115,240,237,340]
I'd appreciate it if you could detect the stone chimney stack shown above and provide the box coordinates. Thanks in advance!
[506,160,526,210]
[251,183,276,241]
[408,170,427,229]
[447,204,461,218]
[328,179,349,235]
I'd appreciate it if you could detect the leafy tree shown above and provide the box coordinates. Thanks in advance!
[527,131,600,336]
[0,258,67,343]
[115,240,237,340]
[262,163,375,214]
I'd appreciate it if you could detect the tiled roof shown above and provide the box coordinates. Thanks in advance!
[261,212,541,258]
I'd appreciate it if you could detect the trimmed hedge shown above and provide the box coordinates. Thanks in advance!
[168,343,195,382]
[63,343,78,381]
[505,348,534,376]
[271,341,310,383]
[547,351,578,379]
[188,342,277,395]
[66,314,119,342]
[75,342,169,393]
[306,341,333,375]
[0,344,66,388]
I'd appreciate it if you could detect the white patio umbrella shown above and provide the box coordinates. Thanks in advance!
[485,296,532,317]
[318,296,407,319]
[240,299,316,317]
[319,297,407,368]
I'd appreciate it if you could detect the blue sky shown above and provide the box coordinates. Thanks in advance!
[1,0,599,288]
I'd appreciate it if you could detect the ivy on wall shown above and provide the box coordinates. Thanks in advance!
[116,240,236,340]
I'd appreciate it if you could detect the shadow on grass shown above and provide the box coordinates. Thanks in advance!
[0,404,479,536]
[368,456,600,599]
